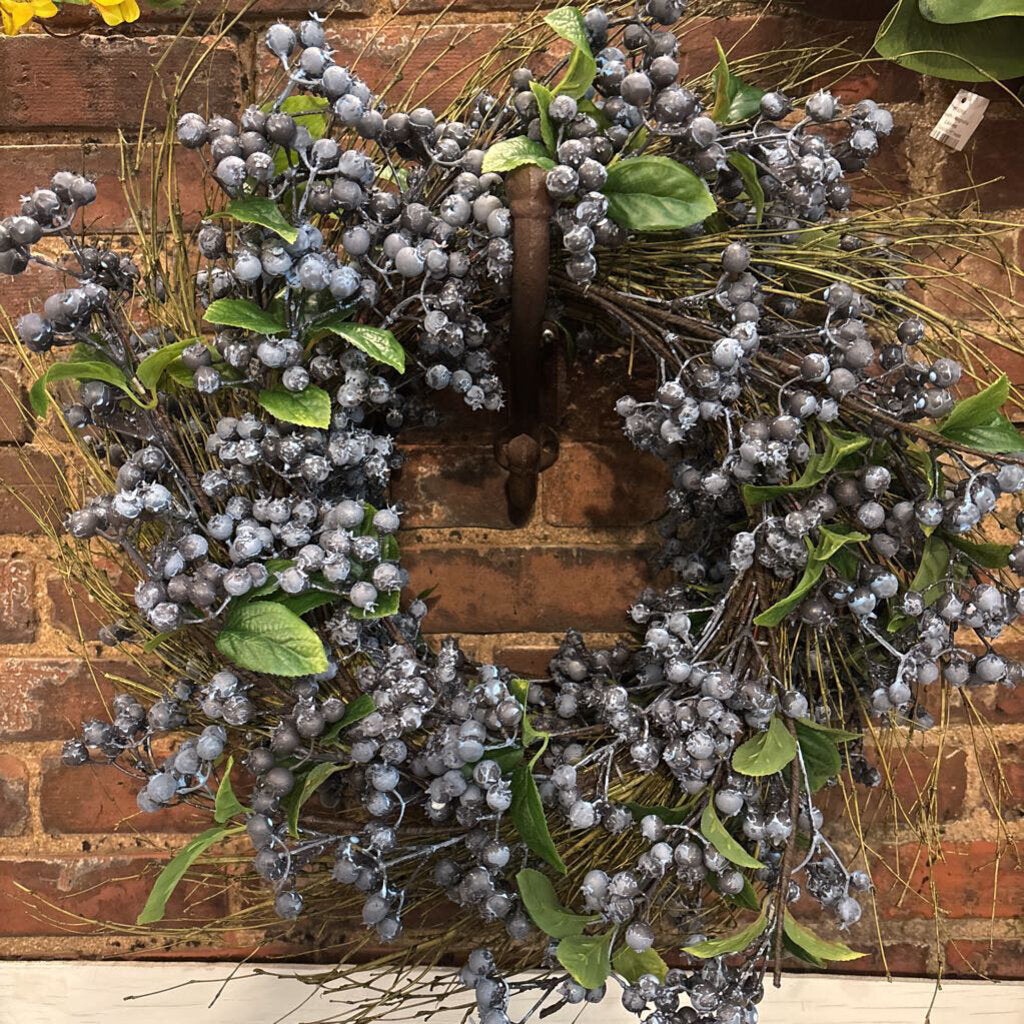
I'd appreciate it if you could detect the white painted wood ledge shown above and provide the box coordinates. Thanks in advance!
[1,962,1023,1024]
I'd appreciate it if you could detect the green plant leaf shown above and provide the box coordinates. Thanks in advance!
[481,136,556,174]
[936,375,1024,452]
[612,945,669,984]
[875,0,1024,80]
[258,385,332,428]
[529,81,557,154]
[136,339,197,392]
[888,534,949,632]
[783,931,827,968]
[623,800,697,825]
[545,6,597,98]
[321,694,377,745]
[945,534,1012,567]
[726,151,764,225]
[510,763,566,874]
[921,0,1024,21]
[744,428,870,505]
[277,590,337,616]
[700,801,765,869]
[782,911,866,962]
[217,196,298,244]
[216,600,328,677]
[604,156,717,232]
[754,526,869,626]
[268,95,330,174]
[213,756,247,823]
[732,717,797,777]
[710,39,765,123]
[30,360,139,417]
[516,868,600,938]
[557,930,613,988]
[795,718,861,742]
[728,876,762,912]
[348,589,400,620]
[284,761,344,837]
[793,720,841,791]
[316,319,405,373]
[509,677,551,755]
[682,905,767,958]
[136,825,239,925]
[204,298,287,336]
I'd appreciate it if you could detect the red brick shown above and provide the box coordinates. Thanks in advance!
[40,758,207,835]
[53,0,370,22]
[0,36,239,131]
[994,680,1024,720]
[0,753,28,837]
[542,441,668,527]
[946,939,1024,980]
[0,255,70,315]
[679,17,922,103]
[260,23,516,113]
[873,841,1023,919]
[402,545,655,632]
[0,854,227,936]
[492,643,558,677]
[982,742,1024,820]
[46,561,133,641]
[0,366,32,443]
[0,449,65,534]
[393,445,511,528]
[559,353,656,441]
[0,145,209,233]
[940,120,1023,211]
[822,744,968,826]
[0,658,123,741]
[0,559,36,644]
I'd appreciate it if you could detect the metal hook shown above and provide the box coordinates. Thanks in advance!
[493,164,560,526]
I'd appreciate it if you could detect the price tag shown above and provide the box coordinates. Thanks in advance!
[930,90,989,151]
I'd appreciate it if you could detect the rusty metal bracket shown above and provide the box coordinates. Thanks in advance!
[493,164,559,526]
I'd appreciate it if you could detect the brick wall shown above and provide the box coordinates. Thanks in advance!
[0,0,1022,980]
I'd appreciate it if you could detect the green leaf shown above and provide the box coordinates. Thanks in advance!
[136,339,197,392]
[604,156,717,233]
[316,319,405,373]
[744,428,870,505]
[937,375,1024,452]
[623,800,697,826]
[321,694,377,745]
[700,801,765,869]
[213,756,246,823]
[888,534,949,632]
[710,40,765,123]
[557,930,613,988]
[945,533,1012,568]
[783,931,827,968]
[348,589,400,620]
[216,196,298,244]
[481,136,556,174]
[921,0,1024,21]
[577,97,612,131]
[136,825,238,925]
[510,677,550,754]
[782,911,866,962]
[529,81,557,154]
[793,720,841,792]
[726,152,764,225]
[284,761,344,837]
[682,905,767,958]
[516,868,600,938]
[215,600,328,677]
[729,876,762,912]
[732,717,797,777]
[30,360,139,418]
[258,385,331,428]
[754,526,869,626]
[268,96,330,175]
[277,590,337,616]
[545,7,597,98]
[795,718,861,743]
[612,945,669,984]
[875,0,1024,80]
[204,298,287,336]
[510,763,566,874]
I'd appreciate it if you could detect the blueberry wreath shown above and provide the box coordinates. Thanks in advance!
[2,3,1021,1022]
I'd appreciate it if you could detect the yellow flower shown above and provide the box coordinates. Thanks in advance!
[0,0,57,35]
[89,0,139,25]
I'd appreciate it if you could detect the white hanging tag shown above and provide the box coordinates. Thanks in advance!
[930,89,989,151]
